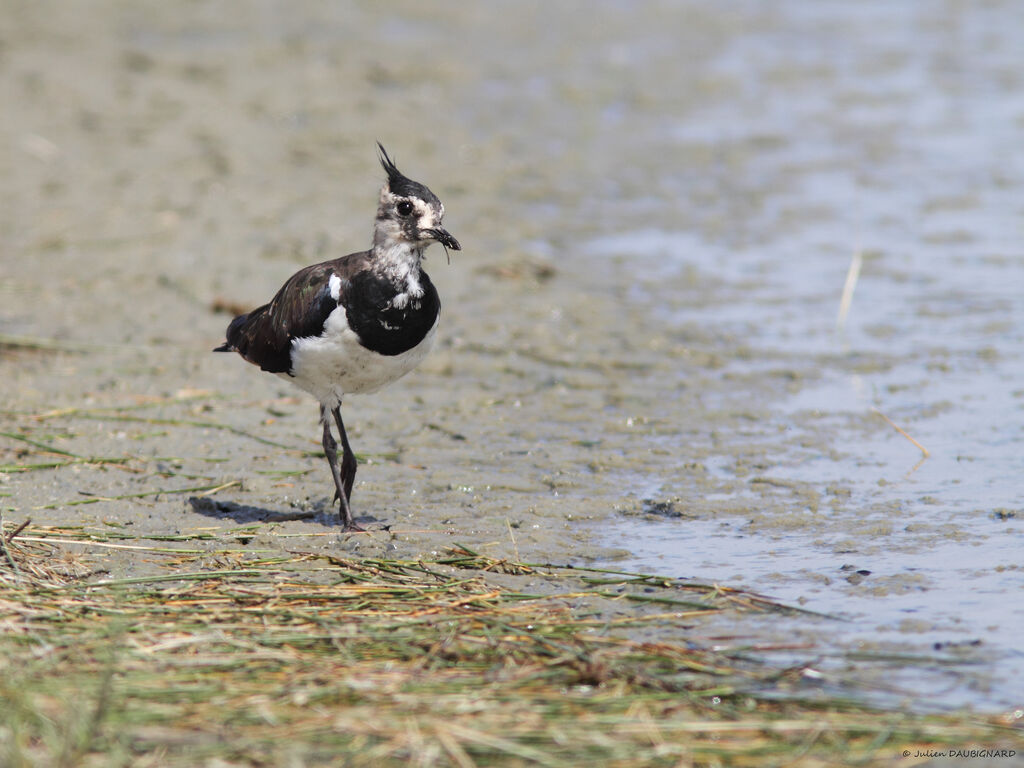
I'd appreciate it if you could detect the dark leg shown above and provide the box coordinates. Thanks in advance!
[320,405,362,531]
[332,406,357,502]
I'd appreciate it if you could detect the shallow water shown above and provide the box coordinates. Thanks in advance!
[576,4,1024,711]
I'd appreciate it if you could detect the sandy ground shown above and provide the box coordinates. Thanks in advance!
[2,1,744,569]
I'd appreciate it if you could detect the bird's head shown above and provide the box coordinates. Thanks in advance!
[373,143,461,256]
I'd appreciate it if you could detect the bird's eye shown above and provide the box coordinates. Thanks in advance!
[396,200,414,217]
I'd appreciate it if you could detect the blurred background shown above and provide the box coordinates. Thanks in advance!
[2,1,1023,711]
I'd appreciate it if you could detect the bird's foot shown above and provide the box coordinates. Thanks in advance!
[333,490,364,532]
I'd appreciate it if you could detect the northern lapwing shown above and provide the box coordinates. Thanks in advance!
[215,144,460,531]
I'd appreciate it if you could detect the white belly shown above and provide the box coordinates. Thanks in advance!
[281,305,437,406]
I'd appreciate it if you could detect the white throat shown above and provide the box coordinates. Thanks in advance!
[373,239,424,309]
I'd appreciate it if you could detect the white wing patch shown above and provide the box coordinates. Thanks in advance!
[328,273,342,301]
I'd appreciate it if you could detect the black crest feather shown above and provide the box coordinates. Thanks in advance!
[377,142,402,186]
[377,142,434,201]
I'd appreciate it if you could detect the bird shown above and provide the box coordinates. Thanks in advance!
[214,144,460,531]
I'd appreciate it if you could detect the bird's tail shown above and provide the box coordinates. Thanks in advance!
[213,312,250,353]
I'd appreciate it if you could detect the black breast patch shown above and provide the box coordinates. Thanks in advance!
[342,271,440,356]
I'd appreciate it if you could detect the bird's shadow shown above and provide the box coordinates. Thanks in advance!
[188,496,324,526]
[187,496,380,530]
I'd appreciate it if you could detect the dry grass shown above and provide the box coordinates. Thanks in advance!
[1,521,1019,767]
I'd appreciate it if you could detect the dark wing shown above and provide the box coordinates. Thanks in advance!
[214,253,368,373]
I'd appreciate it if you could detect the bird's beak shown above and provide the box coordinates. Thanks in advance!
[426,228,461,251]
